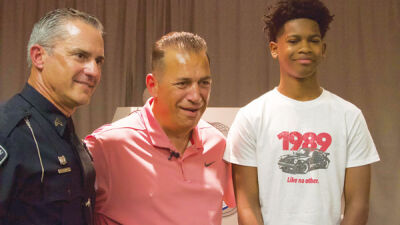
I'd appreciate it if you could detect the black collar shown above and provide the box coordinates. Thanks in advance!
[19,84,68,137]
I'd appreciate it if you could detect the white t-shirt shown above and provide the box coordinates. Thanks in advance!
[224,88,380,225]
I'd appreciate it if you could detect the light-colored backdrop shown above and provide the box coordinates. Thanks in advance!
[1,1,399,224]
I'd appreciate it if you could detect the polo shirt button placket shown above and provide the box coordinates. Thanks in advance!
[178,159,190,182]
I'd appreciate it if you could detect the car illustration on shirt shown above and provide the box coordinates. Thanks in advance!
[278,148,330,174]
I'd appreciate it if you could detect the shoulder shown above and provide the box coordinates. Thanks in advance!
[243,89,275,110]
[112,109,145,129]
[85,109,145,142]
[197,120,227,155]
[0,95,32,166]
[197,120,227,146]
[237,89,277,122]
[228,90,275,130]
[322,90,362,115]
[198,120,227,139]
[0,94,32,142]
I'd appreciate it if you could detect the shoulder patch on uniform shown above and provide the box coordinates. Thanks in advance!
[0,144,8,166]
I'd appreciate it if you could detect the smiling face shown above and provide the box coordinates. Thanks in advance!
[39,19,104,111]
[270,18,326,80]
[149,48,211,134]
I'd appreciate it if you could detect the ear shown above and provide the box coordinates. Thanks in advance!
[269,41,279,59]
[30,44,47,70]
[146,73,158,98]
[322,42,327,57]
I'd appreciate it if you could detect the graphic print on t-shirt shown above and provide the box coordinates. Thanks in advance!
[276,131,332,175]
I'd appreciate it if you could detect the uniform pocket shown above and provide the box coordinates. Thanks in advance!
[44,172,83,202]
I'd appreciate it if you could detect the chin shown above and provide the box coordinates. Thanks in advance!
[293,71,316,79]
[71,96,91,107]
[180,121,198,131]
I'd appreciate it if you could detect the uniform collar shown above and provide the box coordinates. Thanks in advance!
[141,97,203,152]
[19,84,68,137]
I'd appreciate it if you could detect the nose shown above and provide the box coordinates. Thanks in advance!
[187,83,202,104]
[299,40,312,54]
[84,60,101,79]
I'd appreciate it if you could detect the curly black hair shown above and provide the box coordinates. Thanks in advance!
[263,0,334,42]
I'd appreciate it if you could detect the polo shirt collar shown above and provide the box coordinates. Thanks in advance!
[19,84,68,137]
[142,97,203,151]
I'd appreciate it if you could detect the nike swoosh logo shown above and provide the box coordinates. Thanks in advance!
[204,161,216,167]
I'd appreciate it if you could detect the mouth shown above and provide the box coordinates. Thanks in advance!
[179,106,202,117]
[74,80,96,88]
[295,58,313,64]
[181,107,200,112]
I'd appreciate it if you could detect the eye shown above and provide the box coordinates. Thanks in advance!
[96,58,104,66]
[199,80,211,88]
[310,39,321,43]
[75,52,88,61]
[175,81,189,89]
[287,39,298,44]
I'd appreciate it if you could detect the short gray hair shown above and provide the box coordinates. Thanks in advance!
[27,8,104,68]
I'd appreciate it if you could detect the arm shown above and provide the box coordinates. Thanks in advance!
[232,164,263,225]
[0,142,19,222]
[84,135,110,214]
[341,165,371,225]
[223,162,236,208]
[0,159,15,222]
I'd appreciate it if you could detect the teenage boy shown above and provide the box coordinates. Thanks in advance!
[223,0,380,225]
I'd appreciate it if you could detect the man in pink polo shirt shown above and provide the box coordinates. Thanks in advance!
[85,32,235,225]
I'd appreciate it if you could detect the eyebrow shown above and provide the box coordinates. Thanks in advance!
[175,75,212,81]
[199,76,212,81]
[69,48,105,60]
[287,34,321,39]
[69,48,89,56]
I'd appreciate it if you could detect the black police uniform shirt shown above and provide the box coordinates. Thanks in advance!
[0,84,95,225]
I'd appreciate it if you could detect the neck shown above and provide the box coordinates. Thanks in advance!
[278,73,322,101]
[164,128,192,155]
[152,102,192,154]
[28,70,75,117]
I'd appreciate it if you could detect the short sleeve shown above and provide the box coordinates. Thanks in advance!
[224,108,258,167]
[346,112,380,167]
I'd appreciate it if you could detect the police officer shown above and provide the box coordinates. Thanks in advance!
[0,8,105,225]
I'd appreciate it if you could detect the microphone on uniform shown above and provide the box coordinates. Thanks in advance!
[168,151,180,160]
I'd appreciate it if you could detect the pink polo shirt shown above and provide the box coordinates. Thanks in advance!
[85,98,235,225]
